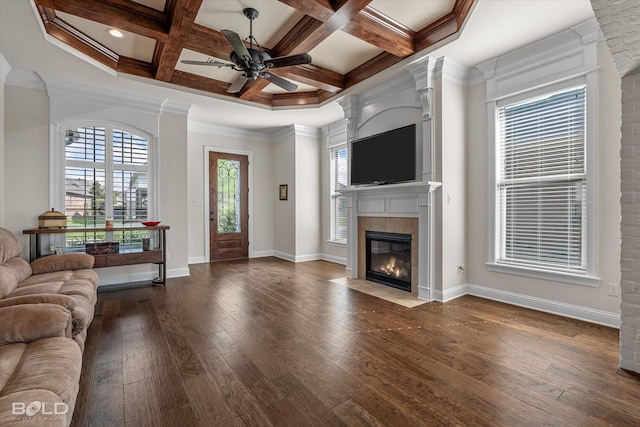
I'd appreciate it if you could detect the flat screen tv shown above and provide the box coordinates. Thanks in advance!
[350,124,416,185]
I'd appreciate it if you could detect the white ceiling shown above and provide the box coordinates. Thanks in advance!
[0,0,596,131]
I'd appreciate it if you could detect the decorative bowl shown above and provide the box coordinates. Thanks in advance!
[141,221,161,227]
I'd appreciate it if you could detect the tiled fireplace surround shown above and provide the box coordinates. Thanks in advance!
[342,181,441,301]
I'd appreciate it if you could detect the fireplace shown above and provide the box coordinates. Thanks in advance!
[366,231,412,292]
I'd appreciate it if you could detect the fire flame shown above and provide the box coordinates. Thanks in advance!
[379,256,408,279]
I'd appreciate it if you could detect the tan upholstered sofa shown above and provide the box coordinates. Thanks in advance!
[0,227,99,426]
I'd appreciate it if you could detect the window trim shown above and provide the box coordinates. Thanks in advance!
[486,75,599,286]
[329,143,348,245]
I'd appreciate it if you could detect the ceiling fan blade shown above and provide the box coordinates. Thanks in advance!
[221,29,251,60]
[264,53,312,68]
[261,72,298,92]
[180,59,233,68]
[227,75,248,93]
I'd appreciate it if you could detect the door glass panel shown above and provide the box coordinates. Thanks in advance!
[217,159,241,234]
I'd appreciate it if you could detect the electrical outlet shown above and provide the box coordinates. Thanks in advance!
[608,283,620,297]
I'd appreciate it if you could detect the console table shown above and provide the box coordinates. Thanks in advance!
[22,225,169,285]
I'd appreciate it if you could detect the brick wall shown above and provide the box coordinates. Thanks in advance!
[591,0,640,373]
[620,72,640,372]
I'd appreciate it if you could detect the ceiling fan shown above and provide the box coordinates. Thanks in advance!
[181,7,312,93]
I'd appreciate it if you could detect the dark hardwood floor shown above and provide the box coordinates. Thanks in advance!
[72,258,640,426]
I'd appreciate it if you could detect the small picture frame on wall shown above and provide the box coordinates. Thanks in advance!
[279,184,288,201]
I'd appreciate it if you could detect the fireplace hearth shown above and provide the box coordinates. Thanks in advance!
[366,231,412,292]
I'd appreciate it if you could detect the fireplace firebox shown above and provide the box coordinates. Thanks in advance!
[365,231,412,292]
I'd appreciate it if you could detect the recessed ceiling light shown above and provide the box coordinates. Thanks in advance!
[106,28,124,38]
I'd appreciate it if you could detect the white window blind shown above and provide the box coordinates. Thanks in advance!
[330,145,348,243]
[496,85,586,273]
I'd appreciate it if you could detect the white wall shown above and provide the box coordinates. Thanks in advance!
[273,129,296,258]
[294,127,322,259]
[187,123,275,262]
[159,108,189,276]
[438,76,467,292]
[465,40,622,318]
[3,84,49,255]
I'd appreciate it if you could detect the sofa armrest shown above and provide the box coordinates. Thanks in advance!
[0,304,72,345]
[0,293,76,311]
[30,253,95,274]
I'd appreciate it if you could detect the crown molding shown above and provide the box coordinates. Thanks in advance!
[474,18,599,100]
[41,75,166,115]
[188,121,273,142]
[161,99,192,115]
[434,56,470,86]
[3,68,46,91]
[294,124,323,138]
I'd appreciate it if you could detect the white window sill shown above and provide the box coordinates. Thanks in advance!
[486,262,600,287]
[327,240,347,247]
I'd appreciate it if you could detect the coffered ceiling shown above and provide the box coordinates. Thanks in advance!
[32,0,475,108]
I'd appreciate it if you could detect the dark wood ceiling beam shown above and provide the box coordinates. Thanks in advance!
[117,56,155,79]
[280,0,414,57]
[344,52,402,89]
[238,78,270,101]
[242,0,371,100]
[274,0,372,56]
[183,24,342,94]
[34,0,169,41]
[276,64,344,92]
[277,0,334,21]
[454,0,476,27]
[183,24,234,60]
[272,91,320,107]
[342,6,414,57]
[154,0,203,81]
[415,0,475,51]
[99,0,166,23]
[35,8,119,69]
[169,71,273,107]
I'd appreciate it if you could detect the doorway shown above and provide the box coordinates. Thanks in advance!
[209,151,249,261]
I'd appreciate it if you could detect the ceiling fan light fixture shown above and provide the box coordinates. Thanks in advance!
[182,7,311,94]
[106,28,125,38]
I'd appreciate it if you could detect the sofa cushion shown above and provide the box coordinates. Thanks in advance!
[0,337,82,427]
[0,294,76,311]
[0,228,22,264]
[1,338,82,401]
[30,254,95,275]
[0,258,31,299]
[0,389,69,427]
[0,304,72,346]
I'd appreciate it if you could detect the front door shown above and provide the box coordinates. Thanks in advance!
[209,151,249,261]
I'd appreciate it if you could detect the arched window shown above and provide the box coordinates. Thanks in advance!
[59,123,153,250]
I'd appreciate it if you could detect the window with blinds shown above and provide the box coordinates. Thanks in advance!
[496,85,587,273]
[330,145,348,243]
[63,125,151,249]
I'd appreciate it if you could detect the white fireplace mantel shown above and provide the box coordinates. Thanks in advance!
[340,180,442,301]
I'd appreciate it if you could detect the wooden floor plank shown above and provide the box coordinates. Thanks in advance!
[72,258,640,426]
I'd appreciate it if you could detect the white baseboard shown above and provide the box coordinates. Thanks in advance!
[294,253,323,262]
[251,250,274,258]
[97,267,190,288]
[433,284,468,303]
[273,251,295,262]
[322,254,347,265]
[188,256,207,264]
[463,283,620,328]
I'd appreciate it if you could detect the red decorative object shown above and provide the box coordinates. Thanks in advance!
[141,221,161,227]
